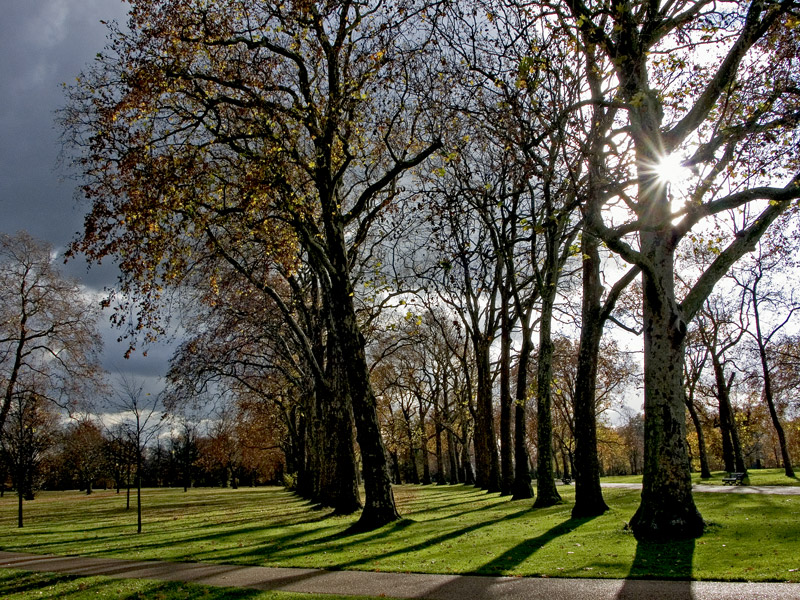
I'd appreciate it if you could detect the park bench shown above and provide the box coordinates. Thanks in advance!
[722,472,746,485]
[562,476,572,485]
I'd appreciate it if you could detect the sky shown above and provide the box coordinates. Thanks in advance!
[0,0,174,395]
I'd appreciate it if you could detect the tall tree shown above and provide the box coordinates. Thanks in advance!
[696,297,748,474]
[65,0,445,529]
[562,0,800,539]
[733,242,798,477]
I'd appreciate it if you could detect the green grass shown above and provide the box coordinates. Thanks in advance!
[601,468,800,487]
[1,484,799,589]
[0,568,379,600]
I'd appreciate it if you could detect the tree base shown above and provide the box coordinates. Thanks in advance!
[510,477,533,501]
[331,500,363,516]
[349,505,401,533]
[532,492,562,508]
[629,503,705,541]
[571,499,609,519]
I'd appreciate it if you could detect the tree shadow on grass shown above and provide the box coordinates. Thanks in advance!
[313,506,535,571]
[422,515,599,599]
[616,536,695,599]
[475,514,599,574]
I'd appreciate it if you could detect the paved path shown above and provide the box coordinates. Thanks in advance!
[600,482,800,495]
[2,550,799,600]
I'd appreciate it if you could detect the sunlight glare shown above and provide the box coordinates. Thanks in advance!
[655,153,693,188]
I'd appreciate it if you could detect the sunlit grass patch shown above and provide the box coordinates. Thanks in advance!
[1,483,799,583]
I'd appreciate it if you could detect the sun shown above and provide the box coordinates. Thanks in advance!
[654,153,693,188]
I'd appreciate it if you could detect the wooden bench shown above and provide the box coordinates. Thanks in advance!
[722,472,746,485]
[562,477,572,485]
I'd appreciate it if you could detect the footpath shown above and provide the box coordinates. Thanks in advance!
[2,550,800,600]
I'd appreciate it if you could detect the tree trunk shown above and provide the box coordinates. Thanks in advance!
[572,231,609,517]
[511,333,533,500]
[447,430,459,484]
[328,295,398,529]
[685,394,711,479]
[473,338,500,492]
[420,413,432,485]
[712,359,746,474]
[629,243,704,540]
[317,364,361,513]
[533,279,562,508]
[499,290,514,495]
[17,466,24,528]
[461,433,475,486]
[757,344,794,477]
[136,453,142,534]
[433,397,445,485]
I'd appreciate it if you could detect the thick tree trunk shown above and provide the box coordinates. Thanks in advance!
[533,288,562,508]
[572,232,609,517]
[629,246,704,540]
[327,289,398,529]
[318,351,361,513]
[511,334,533,500]
[499,292,514,495]
[473,339,500,492]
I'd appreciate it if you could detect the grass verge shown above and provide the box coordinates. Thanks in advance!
[1,483,799,585]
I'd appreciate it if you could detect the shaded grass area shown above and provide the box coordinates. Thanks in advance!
[602,468,800,486]
[0,568,379,600]
[1,484,799,583]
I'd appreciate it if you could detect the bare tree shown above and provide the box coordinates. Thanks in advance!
[108,374,162,533]
[0,232,103,440]
[733,242,799,477]
[1,391,60,527]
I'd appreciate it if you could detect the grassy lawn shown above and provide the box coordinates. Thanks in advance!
[1,483,799,593]
[601,468,800,487]
[0,568,379,600]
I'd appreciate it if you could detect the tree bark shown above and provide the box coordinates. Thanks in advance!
[629,243,704,540]
[572,231,610,517]
[533,284,562,508]
[499,289,514,495]
[317,351,361,513]
[473,338,500,492]
[511,334,534,500]
[684,394,711,479]
[461,432,475,486]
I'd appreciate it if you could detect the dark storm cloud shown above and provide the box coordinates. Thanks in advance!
[0,0,127,255]
[0,0,177,383]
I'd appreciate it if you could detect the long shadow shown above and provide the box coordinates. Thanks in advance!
[476,514,599,574]
[314,506,535,571]
[616,536,695,599]
[422,515,599,599]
